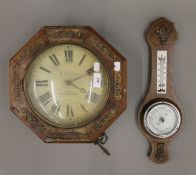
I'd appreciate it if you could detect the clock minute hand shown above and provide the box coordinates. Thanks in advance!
[66,67,94,83]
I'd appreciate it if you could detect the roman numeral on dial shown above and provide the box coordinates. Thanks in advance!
[86,67,94,74]
[65,50,73,63]
[39,92,52,106]
[35,80,48,86]
[50,103,61,114]
[86,92,100,103]
[49,54,60,66]
[40,66,51,73]
[80,103,88,112]
[67,105,74,117]
[79,54,86,65]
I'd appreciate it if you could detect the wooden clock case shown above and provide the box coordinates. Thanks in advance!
[9,26,127,143]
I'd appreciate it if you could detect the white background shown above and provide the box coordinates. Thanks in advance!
[0,0,195,174]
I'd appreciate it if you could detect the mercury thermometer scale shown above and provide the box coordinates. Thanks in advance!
[157,51,167,94]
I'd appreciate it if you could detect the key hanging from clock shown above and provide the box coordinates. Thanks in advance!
[137,17,184,164]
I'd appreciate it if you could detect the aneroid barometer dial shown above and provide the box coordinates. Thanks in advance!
[138,18,183,164]
[9,26,127,152]
[144,102,181,138]
[25,44,109,128]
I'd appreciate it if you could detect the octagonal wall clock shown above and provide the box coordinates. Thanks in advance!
[138,18,183,163]
[9,26,127,155]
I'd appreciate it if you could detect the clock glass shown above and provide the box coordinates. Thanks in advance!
[144,101,181,138]
[25,44,109,128]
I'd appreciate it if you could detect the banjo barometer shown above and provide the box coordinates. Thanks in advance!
[9,26,127,155]
[138,18,183,163]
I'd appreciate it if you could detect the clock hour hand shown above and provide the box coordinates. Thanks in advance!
[65,81,86,93]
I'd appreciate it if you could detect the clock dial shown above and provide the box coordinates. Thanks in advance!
[144,102,181,138]
[25,44,109,128]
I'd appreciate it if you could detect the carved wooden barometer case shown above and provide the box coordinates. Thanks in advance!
[138,18,183,163]
[9,26,127,154]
